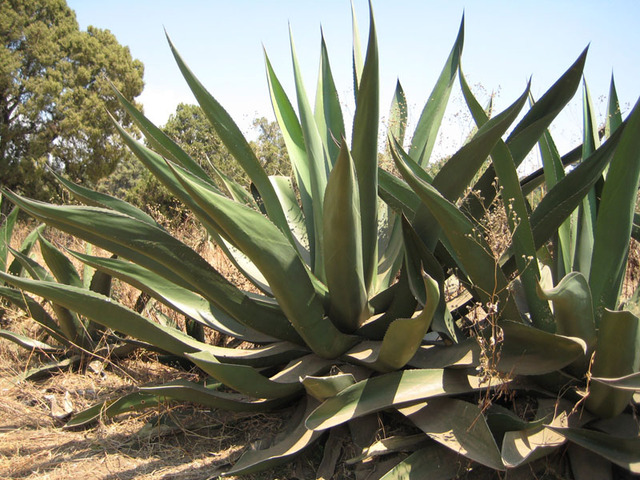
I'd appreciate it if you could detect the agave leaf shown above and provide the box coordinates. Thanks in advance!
[315,31,345,166]
[378,442,463,480]
[408,339,479,369]
[388,80,408,146]
[169,161,357,358]
[409,16,463,167]
[399,398,504,470]
[606,75,623,137]
[264,51,316,265]
[141,379,294,412]
[166,35,293,244]
[496,321,587,376]
[0,204,18,271]
[590,97,640,317]
[301,373,357,401]
[465,48,588,220]
[323,140,368,332]
[0,285,67,344]
[0,272,226,359]
[111,85,212,184]
[549,426,640,474]
[7,224,45,277]
[306,369,499,431]
[591,372,640,391]
[537,272,596,350]
[1,190,298,343]
[66,249,276,343]
[186,351,331,399]
[378,168,421,219]
[0,329,61,353]
[8,246,53,282]
[224,397,324,476]
[586,309,640,418]
[289,28,330,279]
[391,141,520,320]
[572,79,600,276]
[529,123,626,251]
[350,0,364,99]
[435,74,529,204]
[458,65,490,128]
[38,234,82,288]
[377,273,439,371]
[16,355,82,382]
[269,175,309,263]
[534,103,571,280]
[53,171,158,226]
[66,391,161,428]
[351,3,379,292]
[208,161,256,207]
[501,399,585,468]
[346,434,428,465]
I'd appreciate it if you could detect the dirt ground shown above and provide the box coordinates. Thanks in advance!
[0,337,320,480]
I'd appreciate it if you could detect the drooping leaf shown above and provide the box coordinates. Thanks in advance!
[549,426,640,474]
[306,369,498,431]
[0,329,60,353]
[399,398,504,470]
[378,442,463,480]
[591,372,640,391]
[224,397,324,476]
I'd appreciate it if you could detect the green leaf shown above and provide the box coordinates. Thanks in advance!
[388,80,408,146]
[391,142,520,320]
[1,190,298,343]
[586,309,640,418]
[7,224,45,277]
[495,320,587,376]
[351,3,379,292]
[465,48,588,220]
[111,84,213,184]
[537,272,596,350]
[399,398,504,470]
[168,161,357,358]
[301,373,357,401]
[53,171,158,226]
[377,273,439,371]
[350,0,364,100]
[186,351,331,399]
[530,123,625,250]
[606,75,623,137]
[141,380,293,412]
[224,397,324,476]
[264,51,316,266]
[591,372,640,391]
[0,205,18,271]
[323,140,368,332]
[409,16,463,167]
[0,285,67,344]
[38,234,82,288]
[314,31,345,166]
[306,369,498,431]
[166,34,293,243]
[346,434,428,465]
[590,97,640,317]
[379,442,463,480]
[549,426,640,474]
[289,28,330,279]
[0,329,60,353]
[67,249,276,343]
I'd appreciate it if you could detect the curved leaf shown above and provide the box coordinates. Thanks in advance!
[399,399,504,470]
[306,369,498,431]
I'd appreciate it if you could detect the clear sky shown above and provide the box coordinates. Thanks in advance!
[67,0,639,159]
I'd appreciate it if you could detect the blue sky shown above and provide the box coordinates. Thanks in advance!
[68,1,639,159]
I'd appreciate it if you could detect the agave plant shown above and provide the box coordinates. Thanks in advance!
[1,2,639,478]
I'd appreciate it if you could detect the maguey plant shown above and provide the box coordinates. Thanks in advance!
[1,2,638,477]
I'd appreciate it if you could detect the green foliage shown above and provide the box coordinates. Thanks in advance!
[1,2,639,478]
[0,0,144,205]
